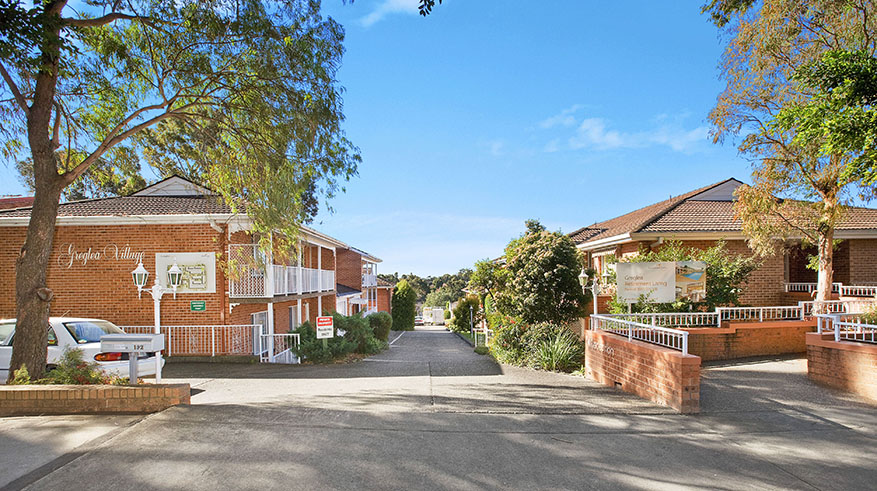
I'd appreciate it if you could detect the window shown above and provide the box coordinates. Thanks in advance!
[289,306,299,330]
[63,320,124,344]
[0,322,14,346]
[47,328,57,346]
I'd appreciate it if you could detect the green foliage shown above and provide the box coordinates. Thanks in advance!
[10,364,30,385]
[424,284,457,307]
[291,321,355,364]
[473,346,489,355]
[489,323,527,366]
[531,332,585,373]
[367,312,393,341]
[500,220,587,325]
[443,309,451,320]
[391,279,417,331]
[41,348,118,385]
[609,241,759,313]
[450,296,482,334]
[859,304,877,325]
[489,322,583,373]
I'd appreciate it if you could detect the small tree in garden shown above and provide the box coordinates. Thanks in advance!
[502,220,588,325]
[450,295,482,334]
[391,280,416,331]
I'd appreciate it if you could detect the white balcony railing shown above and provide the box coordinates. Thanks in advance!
[362,273,377,287]
[228,245,335,298]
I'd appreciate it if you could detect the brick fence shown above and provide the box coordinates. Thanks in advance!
[686,320,815,361]
[584,329,701,413]
[0,384,190,416]
[806,333,877,403]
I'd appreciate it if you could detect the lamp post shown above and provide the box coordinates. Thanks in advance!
[579,268,599,315]
[131,260,184,383]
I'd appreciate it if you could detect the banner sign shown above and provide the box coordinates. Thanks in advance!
[616,262,676,303]
[616,261,708,303]
[156,252,216,294]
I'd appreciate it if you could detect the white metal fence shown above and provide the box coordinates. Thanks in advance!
[838,285,877,297]
[228,244,267,298]
[471,328,493,347]
[716,305,803,323]
[604,312,719,327]
[784,282,842,293]
[258,333,301,363]
[121,325,259,357]
[814,314,877,344]
[590,314,689,355]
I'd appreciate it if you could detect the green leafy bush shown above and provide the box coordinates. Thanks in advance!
[291,321,355,364]
[490,322,583,372]
[10,364,31,385]
[474,346,489,355]
[489,322,527,365]
[368,311,393,341]
[859,304,877,324]
[443,309,451,320]
[531,332,585,372]
[392,279,417,331]
[450,295,482,333]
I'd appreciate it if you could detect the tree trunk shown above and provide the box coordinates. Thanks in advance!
[7,0,67,382]
[815,226,834,306]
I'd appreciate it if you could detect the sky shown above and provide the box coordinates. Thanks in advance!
[0,0,752,277]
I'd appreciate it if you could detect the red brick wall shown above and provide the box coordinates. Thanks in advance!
[336,249,362,290]
[377,287,392,313]
[806,332,877,402]
[686,320,816,361]
[848,239,877,285]
[584,329,701,413]
[0,383,190,416]
[0,224,227,326]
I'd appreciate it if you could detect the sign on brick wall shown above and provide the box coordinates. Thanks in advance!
[616,261,707,303]
[156,252,216,294]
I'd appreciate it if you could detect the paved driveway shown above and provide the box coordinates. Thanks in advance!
[3,328,876,490]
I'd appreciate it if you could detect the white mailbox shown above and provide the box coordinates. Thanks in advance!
[101,334,165,353]
[100,334,165,385]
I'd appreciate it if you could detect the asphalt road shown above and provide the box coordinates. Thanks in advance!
[2,326,876,490]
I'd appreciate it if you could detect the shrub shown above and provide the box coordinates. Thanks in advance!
[291,321,356,364]
[392,280,417,331]
[10,365,31,385]
[450,295,482,333]
[531,332,584,372]
[335,312,373,353]
[521,322,577,355]
[860,304,877,324]
[443,309,451,320]
[368,312,393,341]
[474,346,489,355]
[489,323,527,365]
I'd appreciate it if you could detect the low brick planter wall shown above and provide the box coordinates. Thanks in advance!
[685,320,815,361]
[806,332,877,403]
[0,384,190,416]
[584,329,701,414]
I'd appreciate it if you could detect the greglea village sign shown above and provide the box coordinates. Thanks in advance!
[316,316,334,339]
[616,261,707,303]
[57,243,145,269]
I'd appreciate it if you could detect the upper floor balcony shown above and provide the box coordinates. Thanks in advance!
[362,274,377,288]
[228,244,335,299]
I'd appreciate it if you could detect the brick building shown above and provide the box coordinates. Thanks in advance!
[334,247,383,316]
[571,178,877,309]
[0,177,390,356]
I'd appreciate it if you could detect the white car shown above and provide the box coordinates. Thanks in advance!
[0,317,163,381]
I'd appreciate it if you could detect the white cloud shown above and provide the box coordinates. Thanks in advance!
[359,0,420,27]
[539,108,709,154]
[538,104,584,129]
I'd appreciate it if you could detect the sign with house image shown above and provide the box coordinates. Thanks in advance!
[676,261,707,302]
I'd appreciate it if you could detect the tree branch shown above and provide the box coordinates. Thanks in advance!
[51,103,62,149]
[0,63,29,116]
[63,13,150,28]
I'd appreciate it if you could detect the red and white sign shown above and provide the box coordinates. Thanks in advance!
[316,316,334,339]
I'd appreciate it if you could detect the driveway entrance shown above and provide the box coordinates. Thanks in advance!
[4,327,875,490]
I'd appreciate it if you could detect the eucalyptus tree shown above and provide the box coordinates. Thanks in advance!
[0,0,359,379]
[707,0,877,302]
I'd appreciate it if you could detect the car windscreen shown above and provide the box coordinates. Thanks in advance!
[62,320,125,344]
[0,322,14,346]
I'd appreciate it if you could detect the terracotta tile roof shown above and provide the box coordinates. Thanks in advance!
[572,179,877,246]
[0,195,234,218]
[0,197,35,210]
[569,179,738,245]
[376,278,394,288]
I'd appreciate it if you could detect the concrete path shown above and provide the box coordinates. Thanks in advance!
[2,328,875,490]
